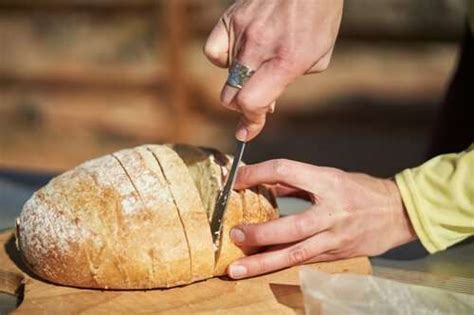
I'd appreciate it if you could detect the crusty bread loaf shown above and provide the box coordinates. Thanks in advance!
[16,144,278,289]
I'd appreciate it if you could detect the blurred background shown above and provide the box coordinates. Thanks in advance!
[0,0,468,176]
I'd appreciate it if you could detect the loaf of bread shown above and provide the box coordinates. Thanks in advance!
[16,144,278,289]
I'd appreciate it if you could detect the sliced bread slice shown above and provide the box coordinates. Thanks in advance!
[113,147,192,287]
[147,144,215,281]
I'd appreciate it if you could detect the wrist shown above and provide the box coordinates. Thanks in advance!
[384,178,418,248]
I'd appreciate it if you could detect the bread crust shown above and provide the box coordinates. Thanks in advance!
[17,172,96,288]
[17,144,278,289]
[257,185,279,222]
[19,156,152,289]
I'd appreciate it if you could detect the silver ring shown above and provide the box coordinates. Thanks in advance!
[226,61,255,89]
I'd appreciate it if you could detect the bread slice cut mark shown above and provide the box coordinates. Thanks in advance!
[137,148,193,287]
[111,153,155,288]
[147,145,214,281]
[147,146,194,282]
[79,157,133,288]
[114,147,193,287]
[112,154,145,205]
[113,151,158,287]
[79,155,153,288]
[112,152,155,287]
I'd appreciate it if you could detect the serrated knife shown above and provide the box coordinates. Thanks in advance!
[210,140,246,242]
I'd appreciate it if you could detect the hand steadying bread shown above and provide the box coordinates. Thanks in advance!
[16,144,278,289]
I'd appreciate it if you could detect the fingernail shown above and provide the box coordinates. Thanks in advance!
[229,264,247,279]
[235,125,248,141]
[230,228,245,243]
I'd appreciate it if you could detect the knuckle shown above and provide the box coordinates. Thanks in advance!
[324,213,337,230]
[247,225,265,244]
[232,12,246,27]
[247,255,269,275]
[276,45,297,61]
[335,232,351,248]
[332,237,343,249]
[203,42,226,66]
[292,217,310,238]
[237,165,250,181]
[287,246,310,266]
[236,92,255,112]
[274,47,301,72]
[246,122,264,137]
[203,43,217,59]
[271,159,290,178]
[329,168,346,190]
[236,98,267,122]
[332,211,350,229]
[273,55,299,73]
[256,259,269,275]
[246,25,272,46]
[340,234,351,247]
[343,202,357,214]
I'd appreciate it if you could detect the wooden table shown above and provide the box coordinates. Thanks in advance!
[0,229,371,314]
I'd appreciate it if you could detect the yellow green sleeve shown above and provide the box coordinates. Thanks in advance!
[395,144,474,253]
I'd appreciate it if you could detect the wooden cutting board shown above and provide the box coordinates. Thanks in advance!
[0,230,371,314]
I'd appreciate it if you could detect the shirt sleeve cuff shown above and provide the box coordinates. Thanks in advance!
[395,170,442,253]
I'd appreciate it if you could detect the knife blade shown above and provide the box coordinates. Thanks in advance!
[210,140,246,243]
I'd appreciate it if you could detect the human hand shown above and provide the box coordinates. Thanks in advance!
[204,0,343,141]
[227,159,417,279]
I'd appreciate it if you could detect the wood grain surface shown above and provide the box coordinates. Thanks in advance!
[0,230,371,314]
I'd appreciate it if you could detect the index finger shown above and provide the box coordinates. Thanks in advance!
[232,58,300,140]
[235,159,337,194]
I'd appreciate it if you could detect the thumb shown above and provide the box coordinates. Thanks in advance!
[234,101,276,141]
[235,114,265,141]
